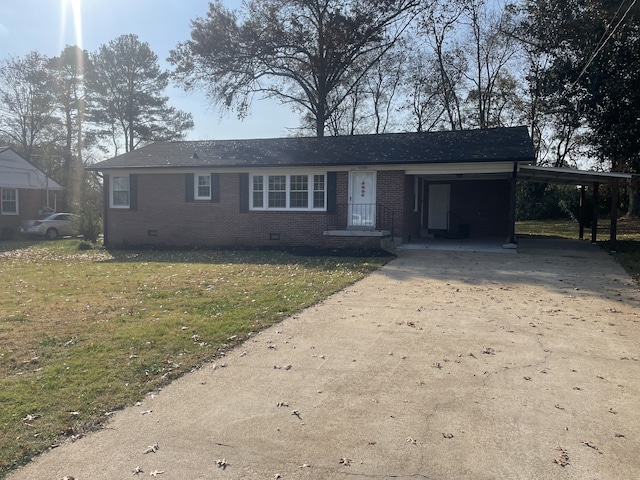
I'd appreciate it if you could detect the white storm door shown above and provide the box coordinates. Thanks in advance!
[349,171,376,227]
[428,184,450,230]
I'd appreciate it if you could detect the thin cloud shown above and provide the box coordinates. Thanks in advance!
[0,23,9,38]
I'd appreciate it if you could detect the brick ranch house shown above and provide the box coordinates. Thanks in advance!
[88,126,537,250]
[0,147,64,239]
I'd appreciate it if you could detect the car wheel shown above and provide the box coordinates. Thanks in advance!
[45,228,59,240]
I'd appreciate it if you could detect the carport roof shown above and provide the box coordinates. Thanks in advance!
[518,165,632,185]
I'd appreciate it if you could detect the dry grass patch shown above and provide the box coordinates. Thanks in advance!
[0,240,389,477]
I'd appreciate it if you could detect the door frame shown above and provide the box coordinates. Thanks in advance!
[427,183,450,232]
[348,170,377,228]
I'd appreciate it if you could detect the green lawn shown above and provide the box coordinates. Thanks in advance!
[517,217,640,285]
[0,240,389,477]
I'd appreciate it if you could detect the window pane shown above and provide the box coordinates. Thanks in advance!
[290,192,308,208]
[112,176,130,207]
[269,175,286,191]
[268,176,286,208]
[197,175,211,198]
[1,189,17,213]
[113,176,129,191]
[268,192,286,208]
[252,176,264,208]
[290,175,308,191]
[289,175,308,208]
[113,191,130,206]
[314,175,325,191]
[313,175,325,208]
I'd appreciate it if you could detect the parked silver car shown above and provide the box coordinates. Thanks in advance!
[21,213,78,240]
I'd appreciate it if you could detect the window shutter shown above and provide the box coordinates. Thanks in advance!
[327,171,337,214]
[185,173,194,202]
[239,173,249,213]
[129,174,138,211]
[211,173,220,203]
[103,174,110,209]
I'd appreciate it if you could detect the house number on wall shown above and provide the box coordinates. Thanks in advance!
[360,181,366,197]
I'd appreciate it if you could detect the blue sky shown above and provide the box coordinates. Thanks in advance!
[0,0,299,140]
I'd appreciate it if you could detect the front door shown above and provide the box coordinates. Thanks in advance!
[428,184,450,231]
[349,171,376,227]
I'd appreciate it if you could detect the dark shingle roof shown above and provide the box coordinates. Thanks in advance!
[87,126,534,170]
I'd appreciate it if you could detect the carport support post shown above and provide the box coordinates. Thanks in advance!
[579,185,585,240]
[507,162,517,245]
[610,178,619,252]
[591,182,600,244]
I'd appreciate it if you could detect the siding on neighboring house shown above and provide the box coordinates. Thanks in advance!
[0,147,64,238]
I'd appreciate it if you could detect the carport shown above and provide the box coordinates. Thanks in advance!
[516,165,633,251]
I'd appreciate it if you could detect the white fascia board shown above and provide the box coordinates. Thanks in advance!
[405,161,519,176]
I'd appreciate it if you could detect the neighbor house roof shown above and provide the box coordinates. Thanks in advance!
[0,147,64,190]
[87,126,536,171]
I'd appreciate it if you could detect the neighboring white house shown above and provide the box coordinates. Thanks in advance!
[0,147,64,238]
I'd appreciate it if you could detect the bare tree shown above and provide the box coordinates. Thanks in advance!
[0,52,59,163]
[418,1,466,130]
[169,0,422,137]
[461,0,521,128]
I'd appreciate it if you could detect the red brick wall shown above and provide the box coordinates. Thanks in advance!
[403,175,422,241]
[106,172,389,249]
[375,170,405,237]
[104,172,511,248]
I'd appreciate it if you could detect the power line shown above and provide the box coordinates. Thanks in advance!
[572,0,638,87]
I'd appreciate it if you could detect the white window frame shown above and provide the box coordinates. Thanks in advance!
[1,188,18,215]
[250,172,327,211]
[195,174,211,200]
[110,175,130,208]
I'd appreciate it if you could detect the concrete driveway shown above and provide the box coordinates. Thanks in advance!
[7,238,640,480]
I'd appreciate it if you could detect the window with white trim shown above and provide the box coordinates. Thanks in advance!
[1,188,18,215]
[195,174,211,200]
[111,175,130,208]
[250,173,326,211]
